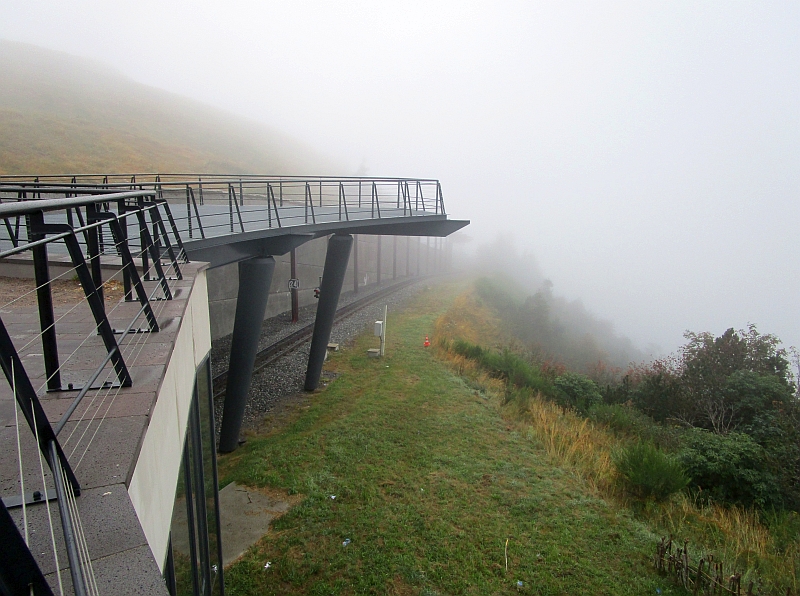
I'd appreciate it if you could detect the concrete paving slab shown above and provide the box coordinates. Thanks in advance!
[211,482,300,566]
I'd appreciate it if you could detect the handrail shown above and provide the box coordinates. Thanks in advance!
[0,174,441,184]
[0,191,155,217]
[0,189,183,596]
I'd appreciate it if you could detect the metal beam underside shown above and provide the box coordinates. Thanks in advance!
[182,216,469,269]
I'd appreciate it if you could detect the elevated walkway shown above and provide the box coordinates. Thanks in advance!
[0,174,468,595]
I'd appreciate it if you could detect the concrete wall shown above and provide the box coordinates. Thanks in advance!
[206,235,442,340]
[128,267,212,572]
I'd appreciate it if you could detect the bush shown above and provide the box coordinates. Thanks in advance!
[553,372,602,414]
[678,428,781,509]
[589,404,682,451]
[451,340,555,398]
[613,441,689,501]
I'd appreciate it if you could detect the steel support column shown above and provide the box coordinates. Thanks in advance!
[392,235,397,280]
[290,248,299,323]
[405,236,410,277]
[218,256,275,452]
[304,234,353,392]
[376,235,382,286]
[352,234,359,294]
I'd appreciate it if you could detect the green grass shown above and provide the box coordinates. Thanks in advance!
[218,282,683,595]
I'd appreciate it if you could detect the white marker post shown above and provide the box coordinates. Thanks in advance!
[371,305,389,357]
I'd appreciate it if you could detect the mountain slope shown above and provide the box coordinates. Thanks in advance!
[0,40,340,175]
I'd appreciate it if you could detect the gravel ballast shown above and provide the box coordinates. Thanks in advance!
[211,278,434,435]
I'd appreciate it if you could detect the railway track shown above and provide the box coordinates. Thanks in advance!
[212,277,423,399]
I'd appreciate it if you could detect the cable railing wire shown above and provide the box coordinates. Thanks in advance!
[0,190,184,596]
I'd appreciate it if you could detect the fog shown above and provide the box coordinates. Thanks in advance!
[1,2,798,354]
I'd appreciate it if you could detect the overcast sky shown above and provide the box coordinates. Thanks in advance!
[2,1,798,356]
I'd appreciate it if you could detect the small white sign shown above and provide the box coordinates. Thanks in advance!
[288,278,300,290]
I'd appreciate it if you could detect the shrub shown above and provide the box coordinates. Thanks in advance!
[589,404,682,451]
[678,429,781,509]
[450,339,555,398]
[554,372,602,414]
[613,441,689,501]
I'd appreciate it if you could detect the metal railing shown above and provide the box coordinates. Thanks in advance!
[0,175,447,242]
[0,191,184,596]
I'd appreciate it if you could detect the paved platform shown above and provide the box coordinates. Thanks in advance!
[0,263,209,595]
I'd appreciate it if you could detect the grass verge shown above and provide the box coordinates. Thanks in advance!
[218,281,683,595]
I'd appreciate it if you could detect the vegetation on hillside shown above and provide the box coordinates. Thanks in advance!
[0,40,341,175]
[435,277,799,593]
[468,270,643,382]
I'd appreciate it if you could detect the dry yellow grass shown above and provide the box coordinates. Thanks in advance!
[516,394,616,492]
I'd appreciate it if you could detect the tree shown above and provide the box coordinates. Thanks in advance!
[679,325,794,433]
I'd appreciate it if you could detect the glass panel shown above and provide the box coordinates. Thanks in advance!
[165,357,223,596]
[169,436,200,596]
[197,359,224,596]
[190,397,211,596]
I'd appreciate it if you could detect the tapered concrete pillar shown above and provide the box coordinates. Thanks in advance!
[219,256,275,453]
[304,234,353,391]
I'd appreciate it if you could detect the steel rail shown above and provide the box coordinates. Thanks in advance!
[212,276,422,399]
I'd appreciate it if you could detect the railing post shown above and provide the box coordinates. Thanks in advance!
[85,204,105,305]
[116,198,133,301]
[186,184,193,239]
[59,228,133,387]
[187,187,205,239]
[102,214,159,332]
[0,497,54,595]
[228,184,234,232]
[135,206,173,300]
[0,318,80,493]
[148,205,182,280]
[28,211,61,391]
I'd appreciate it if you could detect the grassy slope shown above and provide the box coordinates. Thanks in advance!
[0,40,340,175]
[218,281,682,595]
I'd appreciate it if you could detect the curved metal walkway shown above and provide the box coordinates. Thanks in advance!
[0,173,468,596]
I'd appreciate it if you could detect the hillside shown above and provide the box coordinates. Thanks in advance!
[0,40,340,175]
